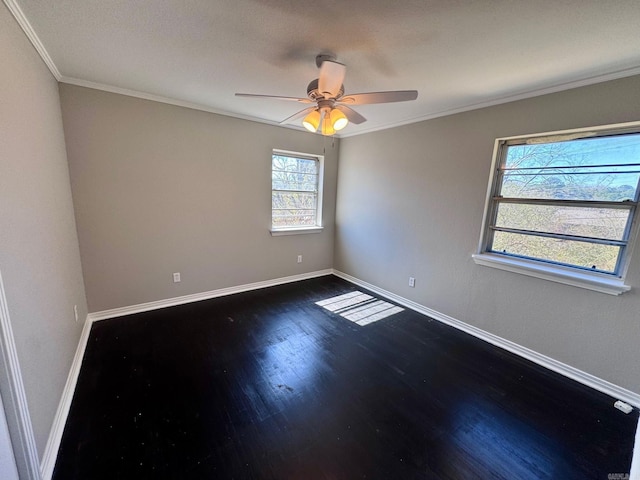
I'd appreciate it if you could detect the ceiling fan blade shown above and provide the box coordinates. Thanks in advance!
[235,93,312,103]
[334,105,367,125]
[339,90,418,105]
[318,60,346,98]
[279,106,316,125]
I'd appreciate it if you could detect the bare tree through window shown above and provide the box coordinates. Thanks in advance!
[486,132,640,274]
[272,153,320,229]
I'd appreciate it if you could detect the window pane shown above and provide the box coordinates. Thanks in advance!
[484,129,640,276]
[272,172,318,192]
[495,203,630,240]
[272,192,317,210]
[491,230,620,273]
[500,172,639,201]
[272,210,316,228]
[272,153,321,229]
[504,135,640,170]
[502,135,640,201]
[272,156,317,174]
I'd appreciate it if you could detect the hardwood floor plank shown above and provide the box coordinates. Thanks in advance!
[53,275,637,479]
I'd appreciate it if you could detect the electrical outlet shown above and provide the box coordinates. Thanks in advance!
[173,272,181,283]
[74,305,78,322]
[297,255,303,263]
[409,277,415,288]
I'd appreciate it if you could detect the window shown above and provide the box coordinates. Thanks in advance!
[271,150,323,235]
[474,123,640,295]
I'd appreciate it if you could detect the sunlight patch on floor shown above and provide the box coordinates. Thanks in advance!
[315,291,404,326]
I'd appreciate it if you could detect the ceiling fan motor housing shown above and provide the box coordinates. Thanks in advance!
[235,54,417,133]
[307,79,344,101]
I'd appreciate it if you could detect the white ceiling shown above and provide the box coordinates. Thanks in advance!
[11,0,640,136]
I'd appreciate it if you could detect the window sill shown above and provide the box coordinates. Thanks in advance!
[471,253,631,295]
[270,227,324,237]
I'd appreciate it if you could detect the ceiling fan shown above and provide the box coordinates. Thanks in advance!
[235,54,418,135]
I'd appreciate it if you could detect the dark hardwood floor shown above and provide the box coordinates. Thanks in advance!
[53,275,638,479]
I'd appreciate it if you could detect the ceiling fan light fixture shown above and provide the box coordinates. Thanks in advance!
[236,54,418,135]
[330,108,348,131]
[302,109,321,132]
[321,111,336,136]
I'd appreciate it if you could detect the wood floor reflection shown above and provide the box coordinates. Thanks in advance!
[53,275,637,479]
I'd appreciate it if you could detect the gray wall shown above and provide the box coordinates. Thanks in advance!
[0,3,88,456]
[59,85,339,312]
[336,75,640,393]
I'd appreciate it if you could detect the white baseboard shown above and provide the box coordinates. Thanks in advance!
[40,315,93,480]
[42,268,639,479]
[88,269,333,322]
[40,269,333,479]
[332,269,640,408]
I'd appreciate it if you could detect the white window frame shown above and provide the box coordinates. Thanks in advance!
[473,121,640,295]
[270,149,324,236]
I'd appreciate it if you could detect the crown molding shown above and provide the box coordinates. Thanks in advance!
[65,62,640,139]
[59,76,315,134]
[7,0,640,138]
[338,64,640,138]
[4,0,61,80]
